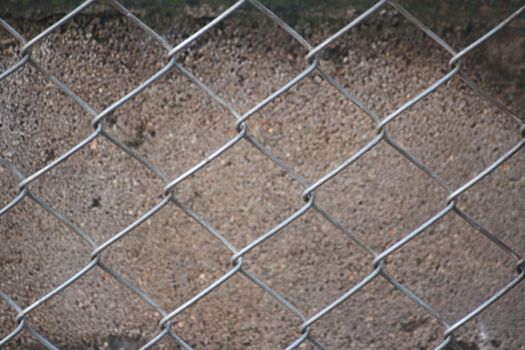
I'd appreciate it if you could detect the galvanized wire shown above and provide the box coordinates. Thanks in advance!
[1,0,524,349]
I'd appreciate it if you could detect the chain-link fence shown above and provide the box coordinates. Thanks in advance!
[1,0,524,349]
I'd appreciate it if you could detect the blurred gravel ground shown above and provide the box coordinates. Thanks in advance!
[0,3,524,350]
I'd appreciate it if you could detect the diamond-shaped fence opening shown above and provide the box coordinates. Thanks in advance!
[1,1,524,349]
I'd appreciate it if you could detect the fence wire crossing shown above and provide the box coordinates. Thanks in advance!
[1,0,525,349]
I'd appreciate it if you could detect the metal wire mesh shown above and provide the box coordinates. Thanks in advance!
[1,0,524,349]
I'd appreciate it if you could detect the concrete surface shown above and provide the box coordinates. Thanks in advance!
[0,3,524,350]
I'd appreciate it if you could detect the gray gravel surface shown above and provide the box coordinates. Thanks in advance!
[1,4,524,350]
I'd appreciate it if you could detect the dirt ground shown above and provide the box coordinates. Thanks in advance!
[1,3,524,350]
